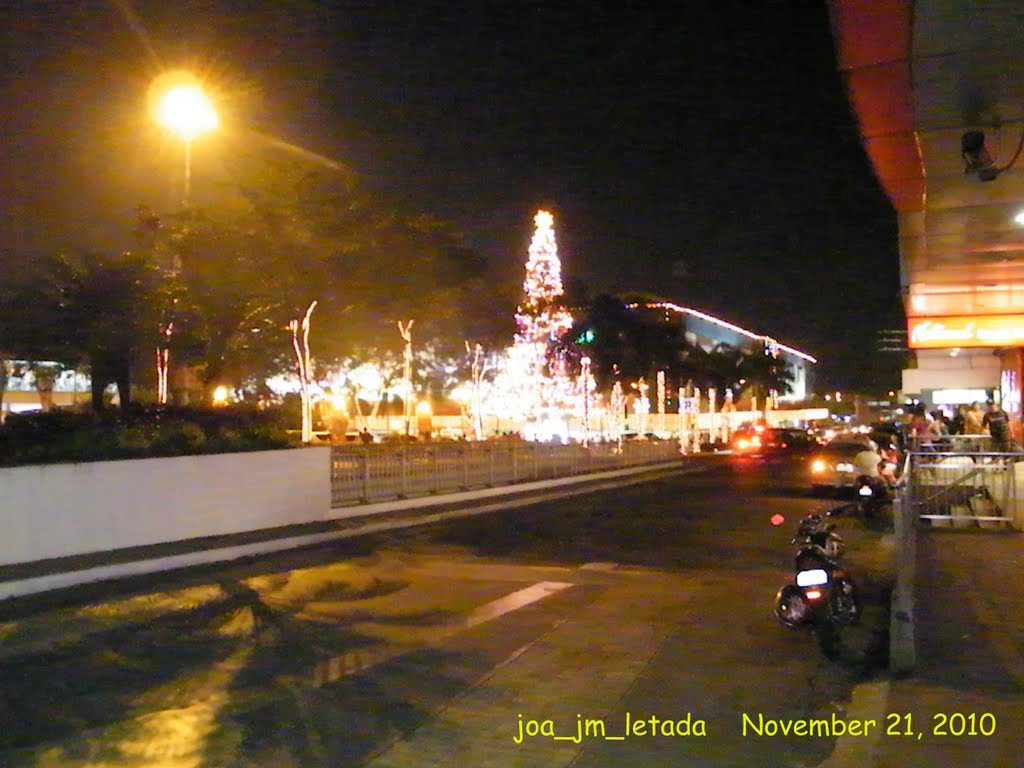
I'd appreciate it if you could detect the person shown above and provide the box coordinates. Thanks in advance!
[359,427,374,444]
[908,405,933,449]
[950,404,967,435]
[853,439,884,478]
[929,409,950,436]
[878,442,900,484]
[982,401,1014,452]
[964,401,986,435]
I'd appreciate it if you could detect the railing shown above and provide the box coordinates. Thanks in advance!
[899,445,1020,528]
[891,436,1022,673]
[330,439,684,506]
[906,433,998,453]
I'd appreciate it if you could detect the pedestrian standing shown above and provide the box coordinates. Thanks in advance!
[982,401,1014,452]
[964,402,986,435]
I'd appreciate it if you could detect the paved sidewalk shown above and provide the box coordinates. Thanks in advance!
[841,528,1024,767]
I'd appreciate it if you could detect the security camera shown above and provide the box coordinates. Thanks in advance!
[961,130,999,181]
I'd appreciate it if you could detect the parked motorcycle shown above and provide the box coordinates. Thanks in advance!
[791,510,846,559]
[774,513,860,658]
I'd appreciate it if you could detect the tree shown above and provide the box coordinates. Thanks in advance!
[559,293,690,391]
[0,250,160,412]
[137,156,516,399]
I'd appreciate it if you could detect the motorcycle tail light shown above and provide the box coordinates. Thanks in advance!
[805,589,822,600]
[796,568,829,587]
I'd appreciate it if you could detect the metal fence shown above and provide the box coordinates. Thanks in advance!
[330,439,684,506]
[900,445,1020,528]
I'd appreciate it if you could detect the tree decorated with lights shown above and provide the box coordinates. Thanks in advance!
[505,210,575,423]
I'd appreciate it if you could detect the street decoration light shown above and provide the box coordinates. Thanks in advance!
[398,320,415,435]
[290,301,318,443]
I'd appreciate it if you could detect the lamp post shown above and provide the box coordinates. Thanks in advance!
[154,81,218,206]
[150,75,218,404]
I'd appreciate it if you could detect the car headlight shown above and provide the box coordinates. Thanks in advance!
[836,462,855,473]
[811,459,826,473]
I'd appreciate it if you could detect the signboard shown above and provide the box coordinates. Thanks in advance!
[681,397,699,414]
[908,314,1024,349]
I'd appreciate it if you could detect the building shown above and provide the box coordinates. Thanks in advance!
[0,362,91,417]
[831,1,1024,421]
[632,302,817,401]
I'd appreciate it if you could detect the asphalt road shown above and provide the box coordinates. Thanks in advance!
[0,453,896,767]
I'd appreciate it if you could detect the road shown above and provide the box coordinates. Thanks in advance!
[0,453,895,767]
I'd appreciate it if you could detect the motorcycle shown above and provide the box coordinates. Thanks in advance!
[854,474,891,518]
[791,510,846,559]
[774,513,860,658]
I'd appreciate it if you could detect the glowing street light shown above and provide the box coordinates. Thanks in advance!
[153,78,218,206]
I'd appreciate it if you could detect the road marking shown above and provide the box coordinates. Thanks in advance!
[463,581,573,628]
[817,681,889,768]
[311,581,575,686]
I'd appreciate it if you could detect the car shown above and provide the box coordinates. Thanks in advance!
[731,425,810,456]
[808,437,884,494]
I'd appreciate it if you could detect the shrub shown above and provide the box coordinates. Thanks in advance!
[0,404,300,466]
[149,422,207,456]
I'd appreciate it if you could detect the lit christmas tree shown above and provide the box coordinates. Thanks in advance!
[487,210,575,432]
[512,210,574,421]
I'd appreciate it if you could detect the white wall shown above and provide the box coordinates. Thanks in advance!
[902,348,1000,394]
[0,447,331,566]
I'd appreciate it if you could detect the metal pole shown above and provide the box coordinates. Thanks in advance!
[183,139,192,207]
[400,446,408,498]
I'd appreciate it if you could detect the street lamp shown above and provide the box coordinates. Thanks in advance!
[154,79,218,206]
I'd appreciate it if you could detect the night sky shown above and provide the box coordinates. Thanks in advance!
[0,0,903,390]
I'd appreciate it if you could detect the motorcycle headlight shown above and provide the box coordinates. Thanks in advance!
[811,459,826,473]
[858,485,874,496]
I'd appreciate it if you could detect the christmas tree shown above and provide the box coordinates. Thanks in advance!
[514,210,574,374]
[504,212,571,423]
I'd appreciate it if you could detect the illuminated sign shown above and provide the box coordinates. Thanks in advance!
[908,315,1024,348]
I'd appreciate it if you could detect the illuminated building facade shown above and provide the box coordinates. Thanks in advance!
[635,302,817,401]
[830,1,1024,421]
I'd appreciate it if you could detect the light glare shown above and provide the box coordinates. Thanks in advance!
[157,85,218,141]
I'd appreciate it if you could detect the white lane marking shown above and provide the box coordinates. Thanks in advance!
[312,580,575,686]
[463,581,574,628]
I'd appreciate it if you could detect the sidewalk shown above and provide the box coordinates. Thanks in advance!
[855,528,1024,766]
